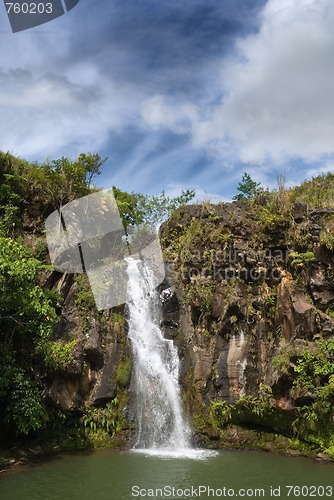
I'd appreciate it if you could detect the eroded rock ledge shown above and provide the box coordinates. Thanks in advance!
[159,202,334,456]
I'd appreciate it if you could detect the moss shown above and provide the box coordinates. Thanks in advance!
[182,367,208,431]
[74,274,97,332]
[109,308,127,342]
[74,274,96,311]
[325,308,334,319]
[116,358,132,388]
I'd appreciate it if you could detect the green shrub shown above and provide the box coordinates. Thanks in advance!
[183,281,215,314]
[291,339,334,455]
[320,231,334,252]
[210,394,293,436]
[82,399,119,436]
[1,369,49,435]
[39,338,78,371]
[289,251,315,268]
[272,348,293,375]
[290,172,334,208]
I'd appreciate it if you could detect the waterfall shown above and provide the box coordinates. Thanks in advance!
[126,257,191,452]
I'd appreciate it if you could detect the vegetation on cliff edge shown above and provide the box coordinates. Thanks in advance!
[2,151,334,459]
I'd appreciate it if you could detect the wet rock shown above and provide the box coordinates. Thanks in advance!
[84,324,104,370]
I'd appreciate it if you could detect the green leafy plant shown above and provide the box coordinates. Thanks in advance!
[39,338,78,371]
[210,400,232,426]
[289,251,315,268]
[293,338,334,394]
[1,368,49,435]
[272,347,294,375]
[82,398,119,436]
[137,189,195,226]
[0,236,60,436]
[290,339,334,456]
[325,308,334,319]
[0,237,59,339]
[183,281,215,314]
[320,231,334,252]
[256,202,289,230]
[74,274,96,311]
[209,392,291,435]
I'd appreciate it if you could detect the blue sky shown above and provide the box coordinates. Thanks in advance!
[1,0,334,201]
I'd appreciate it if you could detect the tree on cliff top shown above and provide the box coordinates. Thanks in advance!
[233,172,262,201]
[112,187,195,229]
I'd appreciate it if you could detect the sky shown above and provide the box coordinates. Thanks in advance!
[1,0,334,201]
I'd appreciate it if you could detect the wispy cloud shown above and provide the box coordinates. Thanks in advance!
[191,0,334,165]
[1,0,331,198]
[305,161,334,180]
[1,1,250,165]
[165,182,228,204]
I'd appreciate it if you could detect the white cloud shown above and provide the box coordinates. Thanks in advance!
[164,182,228,204]
[0,67,146,159]
[141,0,334,167]
[141,95,198,134]
[0,12,149,160]
[192,0,334,164]
[305,162,334,179]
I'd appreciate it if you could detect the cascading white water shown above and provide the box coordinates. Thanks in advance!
[126,257,191,452]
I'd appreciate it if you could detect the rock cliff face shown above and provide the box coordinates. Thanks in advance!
[41,271,130,414]
[40,200,334,452]
[159,202,334,441]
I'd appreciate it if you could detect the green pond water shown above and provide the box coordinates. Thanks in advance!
[0,449,333,500]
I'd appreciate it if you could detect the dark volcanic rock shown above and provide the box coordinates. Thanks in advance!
[159,202,334,414]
